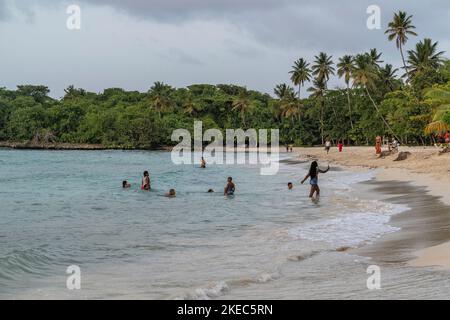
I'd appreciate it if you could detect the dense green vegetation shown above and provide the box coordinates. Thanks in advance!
[0,11,449,148]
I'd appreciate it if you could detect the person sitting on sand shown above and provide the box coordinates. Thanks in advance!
[287,182,293,190]
[122,180,131,188]
[165,189,176,198]
[224,177,235,196]
[200,157,206,168]
[141,171,151,191]
[301,161,330,199]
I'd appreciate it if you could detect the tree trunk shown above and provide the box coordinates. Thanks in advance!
[365,87,403,144]
[400,43,411,83]
[346,83,353,129]
[320,99,324,145]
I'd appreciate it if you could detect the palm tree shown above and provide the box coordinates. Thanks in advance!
[307,78,326,143]
[378,64,399,92]
[232,90,253,128]
[424,83,450,135]
[385,11,418,81]
[368,48,384,69]
[289,58,311,98]
[352,53,401,142]
[337,55,355,129]
[183,95,201,116]
[310,52,335,143]
[274,83,295,100]
[311,52,335,83]
[280,99,300,124]
[407,38,445,76]
[148,82,173,118]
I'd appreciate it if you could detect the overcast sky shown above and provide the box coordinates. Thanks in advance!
[0,0,449,98]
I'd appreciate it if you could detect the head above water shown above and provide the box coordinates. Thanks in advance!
[287,182,293,189]
[122,180,128,188]
[169,189,176,196]
[143,171,149,177]
[227,176,233,182]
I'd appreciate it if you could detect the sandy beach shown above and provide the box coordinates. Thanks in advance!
[293,145,450,270]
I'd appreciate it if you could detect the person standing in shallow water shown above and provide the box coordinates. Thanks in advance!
[141,171,151,191]
[301,161,329,199]
[224,177,235,196]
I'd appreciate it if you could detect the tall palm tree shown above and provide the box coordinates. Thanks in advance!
[307,78,327,144]
[352,54,401,142]
[337,55,355,129]
[232,90,253,128]
[407,38,445,76]
[310,52,335,143]
[385,11,418,81]
[289,58,311,98]
[311,52,335,83]
[280,99,300,124]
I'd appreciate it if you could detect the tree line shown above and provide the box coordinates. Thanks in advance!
[0,11,449,148]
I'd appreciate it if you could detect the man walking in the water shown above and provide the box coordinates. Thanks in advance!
[301,161,329,200]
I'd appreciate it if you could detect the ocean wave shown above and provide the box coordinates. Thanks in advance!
[288,201,409,249]
[174,270,282,300]
[0,247,57,281]
[174,281,229,300]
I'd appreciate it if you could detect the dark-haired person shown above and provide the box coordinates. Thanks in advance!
[122,180,131,189]
[165,189,176,198]
[141,171,151,191]
[287,182,293,190]
[224,177,235,196]
[200,157,206,168]
[301,161,329,199]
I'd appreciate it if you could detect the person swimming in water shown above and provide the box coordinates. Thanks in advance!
[301,161,329,199]
[122,180,131,188]
[287,182,293,190]
[200,157,206,168]
[207,189,214,193]
[224,177,235,196]
[141,171,151,191]
[165,189,176,198]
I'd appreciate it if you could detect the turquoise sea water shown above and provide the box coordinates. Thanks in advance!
[0,149,449,299]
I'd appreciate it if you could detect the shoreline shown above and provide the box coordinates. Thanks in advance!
[293,146,450,270]
[0,141,173,151]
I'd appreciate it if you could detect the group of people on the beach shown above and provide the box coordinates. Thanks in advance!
[324,138,344,154]
[122,156,328,201]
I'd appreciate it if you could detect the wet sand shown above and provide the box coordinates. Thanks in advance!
[353,179,450,268]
